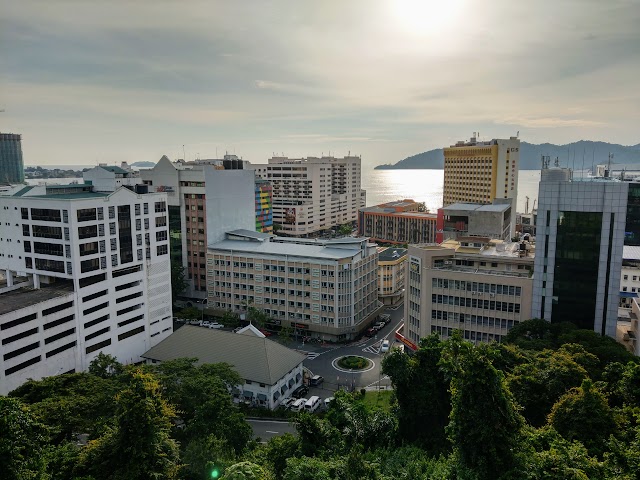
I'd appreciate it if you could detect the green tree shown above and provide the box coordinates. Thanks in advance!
[248,434,300,480]
[88,352,124,378]
[382,334,450,453]
[180,307,202,322]
[181,435,236,480]
[549,379,617,457]
[78,370,181,480]
[279,325,293,344]
[0,397,49,480]
[338,223,353,236]
[247,306,269,328]
[171,260,188,304]
[283,457,339,480]
[440,336,524,479]
[293,412,343,457]
[507,347,590,426]
[221,461,268,480]
[221,310,241,328]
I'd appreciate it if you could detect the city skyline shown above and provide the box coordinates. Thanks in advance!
[1,0,639,168]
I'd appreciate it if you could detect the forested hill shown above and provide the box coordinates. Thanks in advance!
[375,140,640,170]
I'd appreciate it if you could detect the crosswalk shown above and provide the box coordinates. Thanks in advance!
[362,344,380,355]
[300,351,321,360]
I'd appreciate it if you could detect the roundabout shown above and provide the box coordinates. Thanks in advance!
[332,355,376,373]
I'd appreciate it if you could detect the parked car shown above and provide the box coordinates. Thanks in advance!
[290,398,307,412]
[373,322,385,330]
[233,326,243,333]
[309,375,324,387]
[292,385,309,399]
[258,328,272,337]
[324,397,334,409]
[280,397,296,409]
[207,322,224,329]
[365,328,376,337]
[304,396,321,413]
[380,339,390,353]
[199,320,210,327]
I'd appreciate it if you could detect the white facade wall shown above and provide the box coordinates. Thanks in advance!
[0,188,173,393]
[237,363,304,409]
[82,166,138,192]
[251,156,366,236]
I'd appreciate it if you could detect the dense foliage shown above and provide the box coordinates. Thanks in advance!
[2,322,639,479]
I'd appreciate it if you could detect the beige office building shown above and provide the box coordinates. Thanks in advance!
[404,237,534,349]
[251,156,366,237]
[377,247,407,306]
[443,135,520,236]
[207,230,381,341]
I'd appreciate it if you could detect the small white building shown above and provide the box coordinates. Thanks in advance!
[620,246,640,309]
[142,325,306,409]
[82,165,139,192]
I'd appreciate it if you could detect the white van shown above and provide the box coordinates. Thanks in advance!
[290,398,306,412]
[304,396,321,413]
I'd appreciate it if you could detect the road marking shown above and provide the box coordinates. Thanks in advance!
[266,430,279,434]
[362,345,380,355]
[306,352,320,360]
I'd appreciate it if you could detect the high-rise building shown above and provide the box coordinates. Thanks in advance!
[443,135,520,236]
[403,237,534,351]
[0,133,25,184]
[251,156,366,237]
[358,199,438,244]
[532,168,628,338]
[377,247,407,306]
[207,230,381,341]
[255,179,273,234]
[0,183,173,394]
[140,156,256,300]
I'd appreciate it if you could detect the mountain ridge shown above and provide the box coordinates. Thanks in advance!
[375,140,640,171]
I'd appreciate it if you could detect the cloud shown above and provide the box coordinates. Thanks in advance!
[495,117,606,128]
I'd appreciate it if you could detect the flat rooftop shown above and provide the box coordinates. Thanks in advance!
[378,247,407,262]
[210,239,361,260]
[0,281,75,316]
[443,202,511,213]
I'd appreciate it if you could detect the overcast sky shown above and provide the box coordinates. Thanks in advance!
[1,0,639,168]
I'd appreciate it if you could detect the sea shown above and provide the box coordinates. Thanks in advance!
[362,169,541,214]
[26,168,544,214]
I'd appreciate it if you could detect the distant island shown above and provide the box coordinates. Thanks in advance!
[24,166,85,179]
[375,140,640,171]
[130,161,156,168]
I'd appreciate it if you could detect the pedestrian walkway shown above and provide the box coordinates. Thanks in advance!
[362,345,380,355]
[306,352,321,360]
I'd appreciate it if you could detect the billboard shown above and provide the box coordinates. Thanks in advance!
[284,207,296,224]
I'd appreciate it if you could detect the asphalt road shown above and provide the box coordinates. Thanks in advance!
[247,419,296,442]
[298,302,405,397]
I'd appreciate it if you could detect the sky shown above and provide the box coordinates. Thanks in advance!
[1,0,639,168]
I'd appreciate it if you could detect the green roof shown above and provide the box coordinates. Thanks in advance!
[12,186,34,196]
[30,192,109,199]
[100,165,129,174]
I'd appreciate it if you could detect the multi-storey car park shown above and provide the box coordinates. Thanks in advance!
[0,183,172,394]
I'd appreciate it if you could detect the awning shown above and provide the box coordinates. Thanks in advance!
[296,373,302,382]
[243,390,254,398]
[288,378,295,388]
[620,292,638,298]
[257,393,267,401]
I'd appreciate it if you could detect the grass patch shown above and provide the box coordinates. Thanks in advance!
[362,390,393,411]
[337,355,371,370]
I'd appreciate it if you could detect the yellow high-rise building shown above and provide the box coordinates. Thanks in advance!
[443,134,520,236]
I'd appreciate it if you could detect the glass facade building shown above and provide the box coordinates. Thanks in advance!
[0,133,24,183]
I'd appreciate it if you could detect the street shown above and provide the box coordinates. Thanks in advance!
[297,302,404,398]
[247,419,296,442]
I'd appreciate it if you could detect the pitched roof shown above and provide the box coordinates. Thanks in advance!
[236,324,266,337]
[142,325,306,385]
[100,165,129,174]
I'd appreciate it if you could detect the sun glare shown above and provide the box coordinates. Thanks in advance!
[391,0,465,36]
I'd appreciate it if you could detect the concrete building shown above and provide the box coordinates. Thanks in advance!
[435,201,512,243]
[82,164,139,192]
[143,325,306,409]
[358,200,437,245]
[443,135,520,236]
[532,168,628,338]
[207,230,381,341]
[404,237,534,350]
[0,183,173,394]
[617,298,640,357]
[251,156,366,237]
[255,179,273,234]
[377,247,407,306]
[619,246,640,309]
[0,133,25,184]
[140,156,256,300]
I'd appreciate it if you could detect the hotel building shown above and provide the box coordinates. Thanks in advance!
[0,183,173,394]
[207,230,381,341]
[358,200,437,244]
[404,237,534,350]
[140,156,256,300]
[251,156,366,237]
[443,135,520,236]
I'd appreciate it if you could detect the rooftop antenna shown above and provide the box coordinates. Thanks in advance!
[541,155,550,169]
[581,147,586,178]
[517,130,520,138]
[182,144,186,162]
[554,156,559,167]
[525,196,529,214]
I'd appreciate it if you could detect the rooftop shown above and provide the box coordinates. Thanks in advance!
[210,238,361,260]
[99,165,130,175]
[0,281,75,316]
[443,202,511,213]
[142,325,306,385]
[226,229,275,242]
[623,246,640,261]
[378,247,408,262]
[438,238,535,259]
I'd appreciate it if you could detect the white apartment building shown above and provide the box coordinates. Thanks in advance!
[619,246,640,309]
[403,238,534,350]
[0,183,173,394]
[140,156,256,300]
[207,230,381,341]
[251,156,366,237]
[83,164,139,192]
[377,247,407,306]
